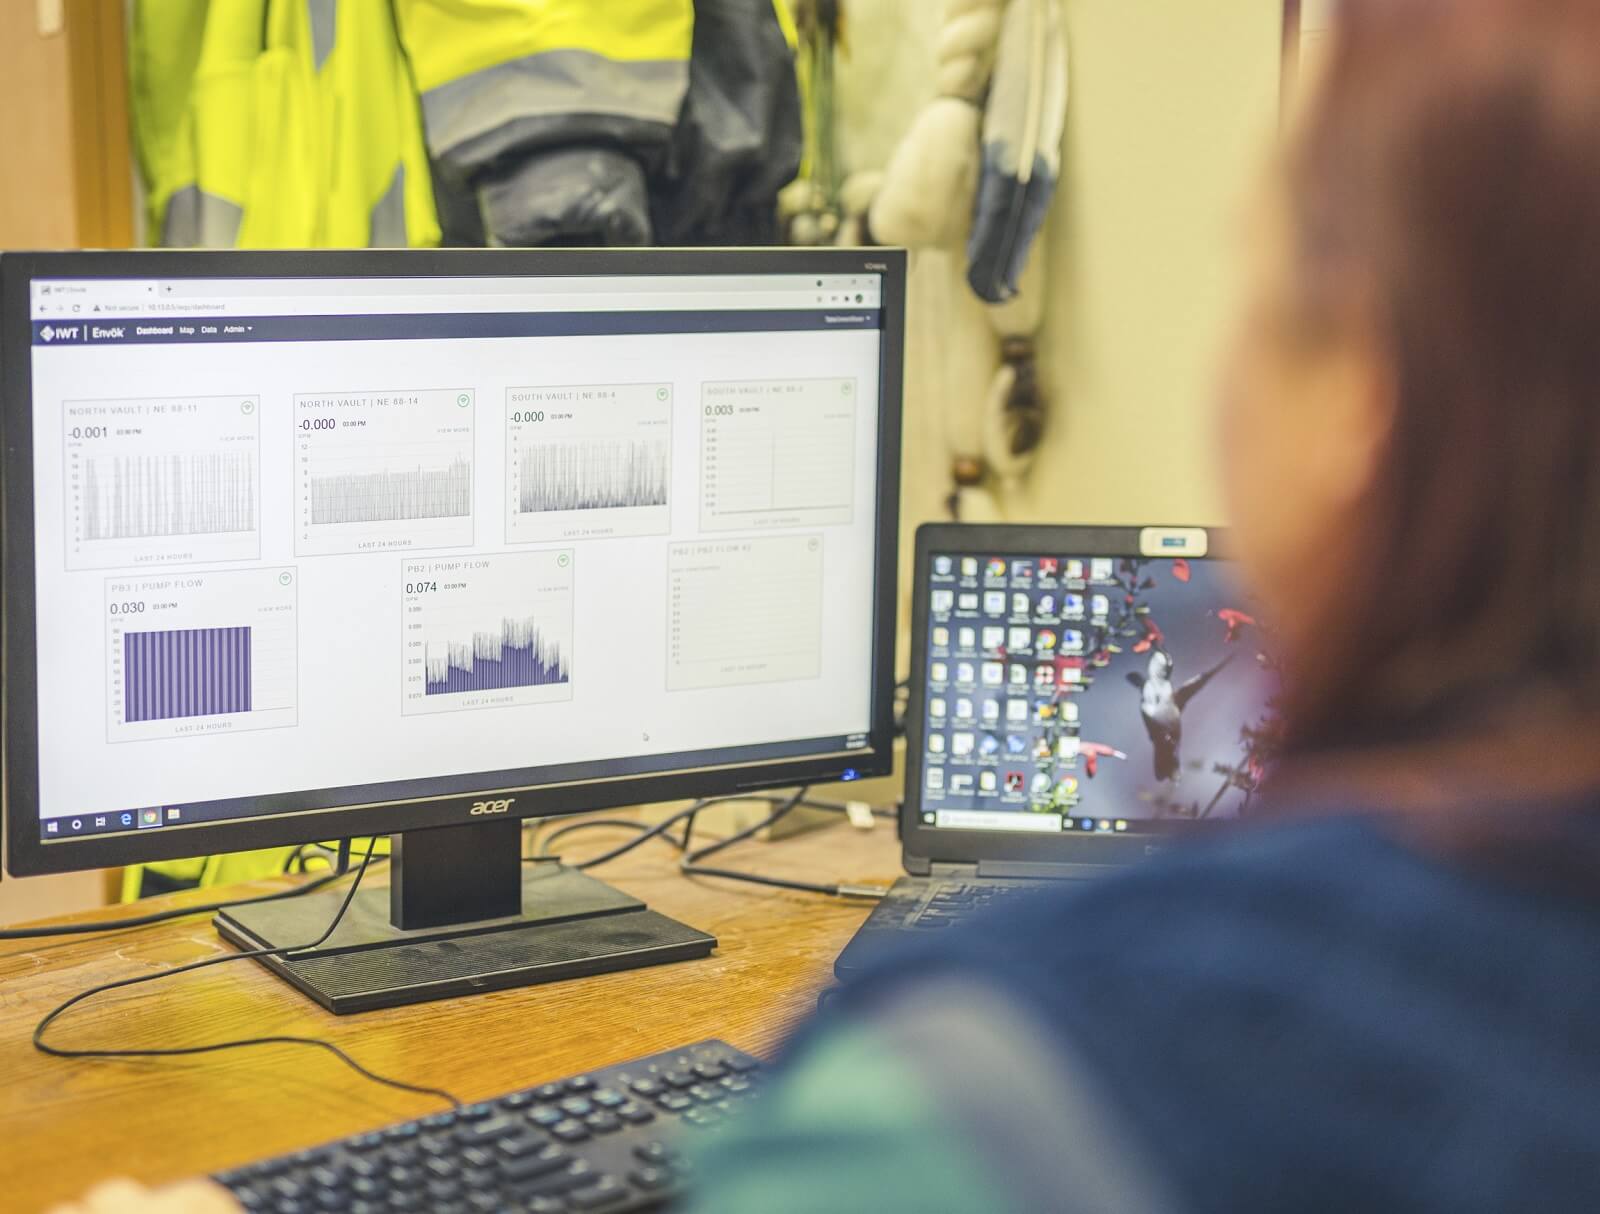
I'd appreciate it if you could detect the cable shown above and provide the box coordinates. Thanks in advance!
[32,843,461,1110]
[525,793,896,869]
[0,866,358,941]
[677,788,884,898]
[529,790,890,900]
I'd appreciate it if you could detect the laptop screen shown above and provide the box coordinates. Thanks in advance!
[916,549,1281,838]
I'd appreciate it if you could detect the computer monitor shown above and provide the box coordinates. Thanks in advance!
[1,248,904,1011]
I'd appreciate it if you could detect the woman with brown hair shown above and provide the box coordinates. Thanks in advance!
[52,0,1600,1210]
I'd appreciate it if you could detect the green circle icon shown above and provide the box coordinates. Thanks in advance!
[557,553,571,568]
[841,382,853,395]
[656,387,669,400]
[278,571,292,585]
[241,400,255,414]
[457,393,471,407]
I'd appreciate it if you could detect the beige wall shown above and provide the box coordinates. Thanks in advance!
[1024,0,1283,525]
[837,0,1283,651]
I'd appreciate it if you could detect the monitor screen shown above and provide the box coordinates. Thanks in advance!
[8,255,898,858]
[915,549,1280,838]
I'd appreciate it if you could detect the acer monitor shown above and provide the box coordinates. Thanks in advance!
[1,248,904,1012]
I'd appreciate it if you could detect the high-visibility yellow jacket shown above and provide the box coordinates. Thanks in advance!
[132,0,440,249]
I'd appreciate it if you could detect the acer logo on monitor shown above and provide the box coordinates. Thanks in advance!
[469,799,515,816]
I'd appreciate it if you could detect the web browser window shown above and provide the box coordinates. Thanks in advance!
[25,273,884,841]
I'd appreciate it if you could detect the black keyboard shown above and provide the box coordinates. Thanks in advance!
[215,1040,765,1214]
[911,879,1028,929]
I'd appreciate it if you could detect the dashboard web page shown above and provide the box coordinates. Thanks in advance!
[26,274,883,841]
[917,552,1280,838]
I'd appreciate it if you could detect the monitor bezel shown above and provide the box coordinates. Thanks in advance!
[901,521,1249,874]
[2,247,905,877]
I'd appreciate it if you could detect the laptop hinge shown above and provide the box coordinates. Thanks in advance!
[929,861,980,877]
[976,859,1114,881]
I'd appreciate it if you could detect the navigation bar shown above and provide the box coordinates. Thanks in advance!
[31,308,882,348]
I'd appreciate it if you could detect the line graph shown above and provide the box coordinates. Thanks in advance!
[64,395,261,572]
[295,388,475,556]
[425,615,569,695]
[309,456,472,524]
[402,550,575,715]
[506,383,672,543]
[123,626,252,722]
[517,439,668,513]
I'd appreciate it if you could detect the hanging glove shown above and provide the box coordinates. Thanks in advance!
[967,0,1068,303]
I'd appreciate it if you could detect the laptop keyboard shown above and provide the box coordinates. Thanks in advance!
[910,881,1028,929]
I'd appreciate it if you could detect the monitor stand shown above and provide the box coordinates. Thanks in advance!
[215,819,716,1014]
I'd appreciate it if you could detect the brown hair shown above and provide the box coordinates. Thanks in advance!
[1278,0,1600,754]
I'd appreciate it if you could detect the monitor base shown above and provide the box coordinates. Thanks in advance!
[215,862,716,1015]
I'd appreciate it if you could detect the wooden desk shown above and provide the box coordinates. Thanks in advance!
[0,819,899,1213]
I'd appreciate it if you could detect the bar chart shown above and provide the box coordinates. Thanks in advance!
[105,567,298,743]
[401,550,575,716]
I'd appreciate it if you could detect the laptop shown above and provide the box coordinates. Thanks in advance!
[835,522,1281,977]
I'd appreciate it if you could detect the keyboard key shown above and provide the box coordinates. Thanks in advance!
[724,1055,761,1073]
[269,1179,305,1201]
[423,1157,459,1181]
[420,1111,458,1130]
[688,1084,720,1103]
[508,1160,595,1199]
[662,1069,695,1089]
[722,1077,752,1095]
[526,1200,567,1214]
[348,1178,384,1201]
[385,1166,420,1190]
[615,1102,654,1125]
[346,1158,380,1180]
[628,1078,663,1098]
[692,1061,727,1081]
[633,1142,675,1165]
[460,1147,495,1171]
[583,1111,620,1134]
[684,1108,722,1128]
[535,1084,565,1101]
[658,1093,693,1113]
[591,1088,625,1108]
[422,1183,460,1209]
[306,1167,342,1191]
[500,1145,570,1183]
[630,1167,673,1190]
[550,1120,590,1143]
[459,1102,495,1122]
[570,1178,628,1209]
[461,1168,498,1192]
[497,1134,540,1158]
[456,1115,519,1144]
[558,1096,594,1118]
[565,1076,596,1093]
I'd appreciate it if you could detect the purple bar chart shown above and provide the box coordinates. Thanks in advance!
[105,567,298,742]
[402,550,574,716]
[123,626,252,722]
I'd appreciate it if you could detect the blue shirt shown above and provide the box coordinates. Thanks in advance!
[687,812,1600,1212]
